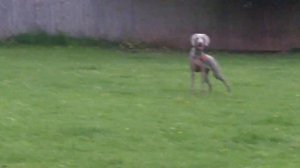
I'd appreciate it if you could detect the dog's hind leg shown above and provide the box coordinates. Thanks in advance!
[214,73,231,92]
[209,61,231,92]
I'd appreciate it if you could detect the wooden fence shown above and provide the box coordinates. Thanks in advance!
[0,0,299,51]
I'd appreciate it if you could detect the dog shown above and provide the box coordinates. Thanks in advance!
[189,33,231,93]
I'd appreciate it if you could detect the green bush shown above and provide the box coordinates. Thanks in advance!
[1,32,171,51]
[2,32,119,48]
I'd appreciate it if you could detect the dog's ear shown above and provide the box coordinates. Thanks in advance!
[201,34,210,47]
[190,34,198,47]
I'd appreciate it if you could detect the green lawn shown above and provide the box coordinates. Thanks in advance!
[0,46,299,168]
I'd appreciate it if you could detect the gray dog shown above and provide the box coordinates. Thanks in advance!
[189,34,231,93]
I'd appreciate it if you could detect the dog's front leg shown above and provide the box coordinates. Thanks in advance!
[199,62,207,94]
[204,70,212,93]
[190,56,197,94]
[191,70,195,93]
[200,71,206,93]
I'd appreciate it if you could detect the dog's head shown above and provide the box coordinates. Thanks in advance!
[190,34,210,50]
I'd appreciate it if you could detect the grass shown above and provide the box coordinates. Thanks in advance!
[0,45,299,168]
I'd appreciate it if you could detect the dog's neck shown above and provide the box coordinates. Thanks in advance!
[194,47,205,57]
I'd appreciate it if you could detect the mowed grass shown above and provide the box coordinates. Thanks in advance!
[0,46,299,168]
